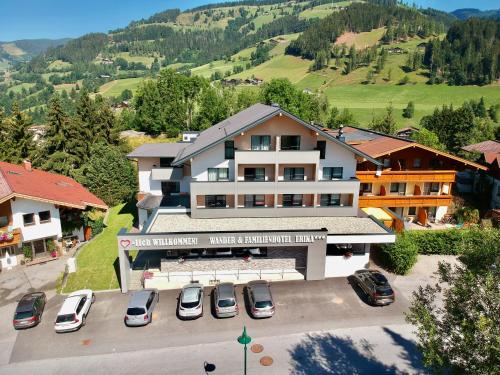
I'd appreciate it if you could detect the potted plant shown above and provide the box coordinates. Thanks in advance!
[46,239,57,258]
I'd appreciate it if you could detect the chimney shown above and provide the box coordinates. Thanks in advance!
[336,125,345,142]
[23,160,32,172]
[270,102,280,108]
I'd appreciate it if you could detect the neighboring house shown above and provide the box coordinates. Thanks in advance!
[0,161,107,263]
[122,104,395,293]
[395,126,419,139]
[328,126,487,227]
[460,140,500,209]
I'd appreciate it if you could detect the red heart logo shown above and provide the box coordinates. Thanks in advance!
[120,239,131,248]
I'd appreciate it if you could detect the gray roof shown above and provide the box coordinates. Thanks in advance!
[127,142,188,158]
[172,103,380,166]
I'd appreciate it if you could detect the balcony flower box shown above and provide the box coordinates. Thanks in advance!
[0,231,14,242]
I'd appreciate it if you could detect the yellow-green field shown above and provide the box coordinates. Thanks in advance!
[1,43,25,56]
[116,52,155,68]
[8,82,35,94]
[232,54,310,83]
[334,27,386,49]
[47,60,72,71]
[98,77,146,97]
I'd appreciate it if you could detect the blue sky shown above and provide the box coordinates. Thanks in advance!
[0,0,498,41]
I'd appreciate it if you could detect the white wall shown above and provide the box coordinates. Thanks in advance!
[324,253,370,278]
[318,136,357,180]
[435,206,448,222]
[11,198,62,242]
[138,158,162,195]
[191,143,235,181]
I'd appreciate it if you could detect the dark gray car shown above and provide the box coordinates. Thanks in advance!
[352,270,395,306]
[13,292,46,329]
[124,289,159,326]
[214,282,238,318]
[247,280,275,318]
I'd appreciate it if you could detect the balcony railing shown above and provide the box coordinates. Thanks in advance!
[234,150,320,165]
[356,170,456,183]
[358,194,453,208]
[151,167,184,181]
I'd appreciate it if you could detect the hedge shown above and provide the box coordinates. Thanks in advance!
[381,228,500,275]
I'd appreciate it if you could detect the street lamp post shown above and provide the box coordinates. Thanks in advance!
[237,326,252,375]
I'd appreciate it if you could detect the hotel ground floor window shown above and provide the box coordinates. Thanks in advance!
[408,206,416,215]
[283,194,303,207]
[244,168,265,181]
[205,195,227,208]
[0,245,20,257]
[161,181,180,195]
[244,195,265,208]
[320,194,341,206]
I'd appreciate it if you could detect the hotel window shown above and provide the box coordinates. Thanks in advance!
[398,159,407,169]
[251,135,271,151]
[0,216,8,227]
[320,194,341,207]
[159,157,174,167]
[39,211,51,223]
[430,182,440,193]
[283,194,303,207]
[205,195,227,208]
[23,213,35,226]
[382,158,391,168]
[244,168,265,181]
[360,183,372,193]
[323,167,343,180]
[224,141,235,159]
[408,207,416,215]
[284,167,305,181]
[413,158,421,168]
[281,135,300,150]
[390,182,406,195]
[208,168,229,182]
[430,158,444,169]
[316,141,326,159]
[244,195,265,208]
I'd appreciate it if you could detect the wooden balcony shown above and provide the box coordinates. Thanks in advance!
[358,194,453,208]
[356,170,456,183]
[0,228,22,248]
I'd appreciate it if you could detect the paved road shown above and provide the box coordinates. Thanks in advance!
[4,278,410,365]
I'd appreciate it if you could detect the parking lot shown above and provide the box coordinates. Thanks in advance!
[9,277,408,364]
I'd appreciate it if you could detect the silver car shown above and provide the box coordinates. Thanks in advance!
[247,280,275,318]
[124,289,159,326]
[178,283,204,320]
[214,282,239,318]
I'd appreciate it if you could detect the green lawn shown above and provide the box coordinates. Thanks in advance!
[116,52,155,68]
[63,203,136,293]
[8,82,35,94]
[98,77,146,98]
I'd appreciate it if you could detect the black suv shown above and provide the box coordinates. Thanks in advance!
[13,292,47,329]
[352,270,395,306]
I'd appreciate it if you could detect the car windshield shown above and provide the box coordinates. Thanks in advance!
[255,301,273,309]
[56,314,75,323]
[376,287,393,296]
[371,273,388,286]
[14,311,33,320]
[127,307,146,315]
[218,298,235,308]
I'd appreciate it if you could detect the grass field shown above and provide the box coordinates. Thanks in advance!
[8,82,35,94]
[47,60,72,71]
[63,203,136,293]
[325,84,500,127]
[335,27,386,49]
[232,54,310,83]
[1,43,25,56]
[98,77,146,98]
[116,52,155,68]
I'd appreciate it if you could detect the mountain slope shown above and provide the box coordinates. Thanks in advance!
[451,8,500,20]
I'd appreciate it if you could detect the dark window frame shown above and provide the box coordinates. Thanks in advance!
[430,182,440,193]
[39,210,51,223]
[0,215,8,227]
[159,157,174,167]
[224,140,235,160]
[244,194,266,208]
[284,167,305,181]
[205,195,227,208]
[360,183,372,193]
[280,135,301,150]
[323,167,343,180]
[244,167,265,181]
[408,207,417,215]
[282,194,303,207]
[251,135,271,151]
[23,213,35,226]
[316,141,326,159]
[208,168,229,182]
[320,194,341,207]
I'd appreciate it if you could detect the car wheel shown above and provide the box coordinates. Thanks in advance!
[82,315,86,326]
[91,294,96,304]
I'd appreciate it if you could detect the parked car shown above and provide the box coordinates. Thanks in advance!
[247,280,275,318]
[214,282,238,318]
[54,289,95,333]
[13,292,46,329]
[351,270,395,306]
[124,289,159,326]
[178,283,204,320]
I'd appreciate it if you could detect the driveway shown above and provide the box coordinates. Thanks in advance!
[8,277,409,364]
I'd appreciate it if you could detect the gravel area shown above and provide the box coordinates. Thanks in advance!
[149,213,389,234]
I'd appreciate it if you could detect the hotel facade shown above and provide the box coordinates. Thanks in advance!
[121,104,395,292]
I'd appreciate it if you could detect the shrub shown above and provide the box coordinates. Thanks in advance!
[23,245,33,261]
[407,230,464,255]
[381,232,418,275]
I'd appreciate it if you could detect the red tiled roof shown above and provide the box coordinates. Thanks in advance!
[462,140,500,154]
[0,162,107,210]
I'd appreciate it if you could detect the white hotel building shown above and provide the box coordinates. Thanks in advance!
[119,104,394,292]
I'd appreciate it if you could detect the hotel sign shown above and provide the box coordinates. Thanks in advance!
[118,230,327,251]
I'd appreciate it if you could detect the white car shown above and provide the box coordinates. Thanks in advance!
[54,289,95,333]
[178,283,204,320]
